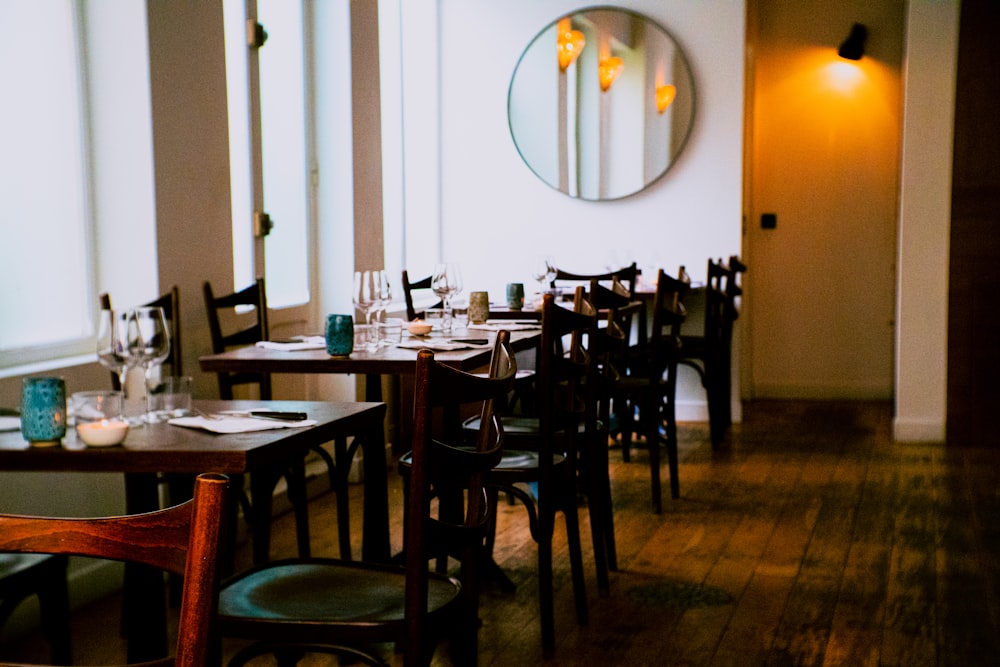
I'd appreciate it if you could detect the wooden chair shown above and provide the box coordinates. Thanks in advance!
[616,269,690,512]
[203,278,350,561]
[0,553,71,664]
[401,270,442,321]
[586,279,644,576]
[216,334,517,667]
[677,259,730,447]
[465,290,597,658]
[0,473,229,667]
[550,262,639,300]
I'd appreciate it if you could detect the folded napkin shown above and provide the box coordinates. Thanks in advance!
[0,416,21,432]
[396,339,491,351]
[255,336,326,351]
[468,322,541,331]
[168,415,317,434]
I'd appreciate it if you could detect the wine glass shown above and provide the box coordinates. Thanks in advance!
[96,309,140,418]
[353,270,382,352]
[132,307,171,422]
[431,262,463,332]
[375,271,395,347]
[531,256,558,302]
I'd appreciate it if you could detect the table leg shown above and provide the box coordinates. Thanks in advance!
[122,472,168,663]
[360,403,390,562]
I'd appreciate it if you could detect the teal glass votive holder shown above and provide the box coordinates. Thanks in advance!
[325,314,354,357]
[21,376,67,447]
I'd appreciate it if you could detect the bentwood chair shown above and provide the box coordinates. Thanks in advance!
[550,262,639,300]
[216,334,517,667]
[203,278,350,561]
[678,259,731,447]
[0,473,229,667]
[616,269,690,512]
[401,270,442,322]
[0,553,70,664]
[465,290,598,658]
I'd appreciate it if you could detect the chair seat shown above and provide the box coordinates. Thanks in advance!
[219,559,463,643]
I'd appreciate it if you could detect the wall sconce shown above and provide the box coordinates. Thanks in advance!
[598,56,623,91]
[837,23,867,61]
[557,18,585,71]
[656,84,676,114]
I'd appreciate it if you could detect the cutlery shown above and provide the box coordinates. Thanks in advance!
[214,410,309,421]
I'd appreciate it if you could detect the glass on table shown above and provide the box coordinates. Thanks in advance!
[378,318,403,347]
[431,262,463,332]
[96,309,142,420]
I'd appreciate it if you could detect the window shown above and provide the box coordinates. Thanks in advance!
[0,1,92,369]
[224,0,310,309]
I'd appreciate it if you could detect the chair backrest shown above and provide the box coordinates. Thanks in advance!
[645,268,690,379]
[202,278,271,399]
[0,473,229,667]
[405,332,517,664]
[401,270,442,321]
[551,262,638,300]
[99,286,183,391]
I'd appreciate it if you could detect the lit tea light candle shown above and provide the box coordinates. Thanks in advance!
[76,419,129,447]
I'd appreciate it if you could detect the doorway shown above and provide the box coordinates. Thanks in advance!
[745,0,903,400]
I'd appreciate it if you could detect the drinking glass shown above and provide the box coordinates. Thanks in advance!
[431,262,463,332]
[132,306,171,421]
[353,270,382,352]
[96,309,140,417]
[531,256,558,300]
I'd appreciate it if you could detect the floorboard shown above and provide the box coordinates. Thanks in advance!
[4,400,1000,666]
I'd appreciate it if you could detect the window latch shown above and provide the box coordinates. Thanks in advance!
[247,19,268,49]
[253,211,273,238]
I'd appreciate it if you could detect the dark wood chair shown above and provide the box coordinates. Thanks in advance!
[0,473,229,667]
[616,269,690,512]
[465,290,597,658]
[401,270,442,321]
[586,279,644,577]
[0,553,71,664]
[678,259,730,447]
[550,262,639,300]
[216,333,517,667]
[203,278,351,561]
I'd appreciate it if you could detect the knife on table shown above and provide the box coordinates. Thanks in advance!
[216,410,309,421]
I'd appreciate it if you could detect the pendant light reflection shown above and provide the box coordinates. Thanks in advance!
[598,56,624,92]
[556,18,585,71]
[656,85,676,113]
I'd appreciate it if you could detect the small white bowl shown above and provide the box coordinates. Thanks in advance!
[406,320,433,336]
[76,419,129,447]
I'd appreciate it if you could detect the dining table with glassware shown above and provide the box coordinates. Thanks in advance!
[0,398,388,662]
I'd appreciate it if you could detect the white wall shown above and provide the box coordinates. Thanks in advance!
[394,0,746,418]
[893,0,959,442]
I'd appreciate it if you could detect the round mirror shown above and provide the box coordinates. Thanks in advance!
[508,7,695,201]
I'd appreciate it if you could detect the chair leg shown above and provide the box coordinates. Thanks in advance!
[38,556,72,665]
[285,459,312,558]
[644,393,663,514]
[562,498,589,626]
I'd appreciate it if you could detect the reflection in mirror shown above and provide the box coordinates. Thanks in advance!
[508,7,695,201]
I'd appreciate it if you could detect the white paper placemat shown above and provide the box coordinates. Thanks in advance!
[255,336,326,351]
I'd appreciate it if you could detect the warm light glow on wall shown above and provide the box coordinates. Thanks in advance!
[556,18,585,71]
[656,84,676,113]
[822,59,865,94]
[598,56,623,92]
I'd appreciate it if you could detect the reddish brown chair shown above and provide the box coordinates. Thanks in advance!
[0,473,229,667]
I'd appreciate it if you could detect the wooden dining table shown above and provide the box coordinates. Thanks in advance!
[0,399,387,662]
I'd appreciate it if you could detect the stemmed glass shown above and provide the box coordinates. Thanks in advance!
[353,270,384,352]
[96,309,141,419]
[531,256,558,301]
[132,307,171,422]
[431,262,463,332]
[375,272,395,347]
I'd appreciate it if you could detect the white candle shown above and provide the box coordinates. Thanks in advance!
[77,419,129,447]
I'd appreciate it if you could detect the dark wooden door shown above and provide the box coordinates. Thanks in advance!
[948,0,1000,445]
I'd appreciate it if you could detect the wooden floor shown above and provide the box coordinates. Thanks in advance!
[4,400,1000,666]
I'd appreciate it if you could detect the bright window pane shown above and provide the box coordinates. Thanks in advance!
[259,0,310,308]
[0,1,91,354]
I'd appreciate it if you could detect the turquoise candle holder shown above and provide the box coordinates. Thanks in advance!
[21,376,67,447]
[325,314,354,357]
